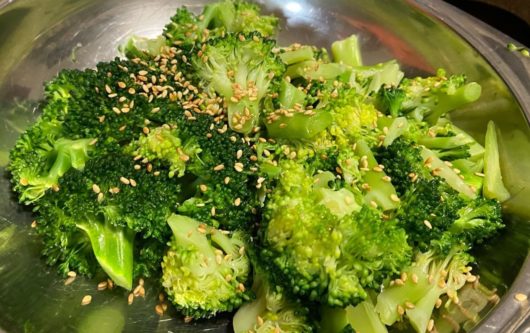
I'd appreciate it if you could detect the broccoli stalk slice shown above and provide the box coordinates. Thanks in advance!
[355,140,400,211]
[18,138,94,203]
[419,147,477,199]
[278,79,307,108]
[382,117,409,147]
[483,121,510,202]
[320,301,388,333]
[119,35,167,60]
[265,111,333,139]
[285,60,349,80]
[76,217,134,290]
[424,82,481,124]
[331,34,363,67]
[451,159,484,193]
[279,46,315,65]
[348,60,404,94]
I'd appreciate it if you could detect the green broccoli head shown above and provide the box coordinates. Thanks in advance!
[162,214,251,319]
[192,32,285,133]
[260,161,411,307]
[399,69,481,124]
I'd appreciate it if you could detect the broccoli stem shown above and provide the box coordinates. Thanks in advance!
[419,147,477,199]
[355,140,400,211]
[279,46,315,65]
[285,60,348,80]
[425,82,481,124]
[320,301,388,333]
[227,100,260,134]
[483,121,510,202]
[265,111,332,139]
[382,117,409,147]
[278,79,307,108]
[331,34,363,67]
[76,218,134,290]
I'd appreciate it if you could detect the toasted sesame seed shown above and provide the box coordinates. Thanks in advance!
[134,164,141,170]
[382,175,392,182]
[179,154,190,162]
[81,295,92,306]
[31,220,38,228]
[92,184,101,194]
[435,298,443,308]
[200,184,208,192]
[213,164,225,171]
[390,194,400,202]
[105,85,112,94]
[117,81,126,89]
[97,281,108,291]
[411,273,419,284]
[515,293,528,302]
[184,316,193,323]
[120,177,130,185]
[155,304,164,316]
[424,220,433,229]
[234,163,244,172]
[64,276,76,285]
[238,283,246,292]
[97,192,104,202]
[68,271,77,278]
[129,179,137,187]
[427,319,434,331]
[397,305,405,316]
[224,177,231,184]
[394,278,404,286]
[98,115,105,123]
[128,293,134,305]
[143,127,150,134]
[108,93,117,98]
[405,301,415,309]
[370,200,378,208]
[373,166,383,172]
[234,198,241,206]
[236,150,243,159]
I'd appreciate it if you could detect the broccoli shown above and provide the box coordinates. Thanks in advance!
[192,32,285,133]
[320,301,388,333]
[161,214,251,319]
[483,121,510,202]
[331,35,363,67]
[119,35,168,60]
[232,273,314,333]
[259,161,411,307]
[34,146,183,285]
[163,0,278,48]
[375,86,406,118]
[375,249,473,333]
[399,69,481,124]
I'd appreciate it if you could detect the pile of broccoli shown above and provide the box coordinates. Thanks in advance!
[8,0,511,332]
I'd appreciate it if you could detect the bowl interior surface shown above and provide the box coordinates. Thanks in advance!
[1,0,529,332]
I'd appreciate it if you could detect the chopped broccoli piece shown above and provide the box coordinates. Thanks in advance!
[162,214,251,319]
[331,34,363,67]
[483,121,510,202]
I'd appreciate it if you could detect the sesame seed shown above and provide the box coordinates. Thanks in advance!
[151,107,160,113]
[238,283,246,292]
[382,175,392,182]
[224,177,231,184]
[411,273,418,284]
[424,220,433,229]
[515,293,528,302]
[236,150,243,159]
[64,276,76,285]
[134,164,141,170]
[466,275,477,283]
[155,304,164,316]
[373,166,383,172]
[129,179,137,187]
[394,278,404,286]
[427,319,434,332]
[397,305,405,316]
[128,293,134,305]
[234,163,244,172]
[108,93,117,98]
[31,220,37,228]
[117,81,126,89]
[68,271,77,278]
[200,184,208,192]
[370,200,378,208]
[184,316,192,323]
[105,85,112,94]
[97,281,108,291]
[179,154,190,162]
[128,88,136,94]
[435,298,443,308]
[143,127,150,134]
[211,207,216,216]
[81,295,92,306]
[120,177,130,185]
[234,198,241,206]
[92,184,101,194]
[390,194,400,202]
[213,164,225,171]
[97,192,104,202]
[405,301,415,309]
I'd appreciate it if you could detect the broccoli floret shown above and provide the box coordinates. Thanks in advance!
[192,32,285,133]
[399,69,481,124]
[232,273,314,333]
[483,121,510,202]
[375,249,473,333]
[128,126,201,178]
[163,0,278,48]
[375,86,406,118]
[35,148,183,286]
[260,161,411,307]
[162,214,251,319]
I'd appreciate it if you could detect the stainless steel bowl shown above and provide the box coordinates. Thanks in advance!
[1,0,529,332]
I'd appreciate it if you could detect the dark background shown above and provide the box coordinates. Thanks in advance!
[445,0,530,46]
